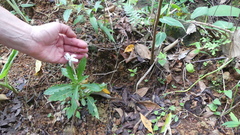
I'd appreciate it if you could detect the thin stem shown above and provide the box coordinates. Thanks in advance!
[150,0,163,64]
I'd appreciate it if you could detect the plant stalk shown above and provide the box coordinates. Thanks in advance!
[150,0,163,64]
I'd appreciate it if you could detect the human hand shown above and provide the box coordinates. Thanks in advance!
[29,22,88,63]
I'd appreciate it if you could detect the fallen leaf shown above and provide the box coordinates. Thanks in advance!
[114,108,124,118]
[138,101,161,110]
[166,74,172,84]
[102,88,111,94]
[140,113,153,134]
[184,49,199,62]
[125,50,137,63]
[34,60,42,76]
[160,112,172,133]
[198,80,206,91]
[135,87,149,97]
[134,44,151,59]
[186,23,197,35]
[104,5,116,12]
[0,94,9,101]
[124,44,135,53]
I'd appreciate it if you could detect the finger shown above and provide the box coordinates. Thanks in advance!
[63,36,88,48]
[59,23,76,38]
[64,45,88,53]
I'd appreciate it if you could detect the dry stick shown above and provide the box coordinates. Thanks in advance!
[136,57,157,92]
[163,39,180,53]
[166,58,234,94]
[150,0,164,64]
[190,21,234,34]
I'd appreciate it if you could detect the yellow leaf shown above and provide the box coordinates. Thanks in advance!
[140,113,153,134]
[124,44,135,53]
[102,88,111,94]
[34,60,42,76]
[0,94,9,101]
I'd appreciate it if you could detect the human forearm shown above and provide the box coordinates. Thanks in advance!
[0,6,34,54]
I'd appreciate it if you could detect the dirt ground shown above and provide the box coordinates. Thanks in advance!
[1,0,240,135]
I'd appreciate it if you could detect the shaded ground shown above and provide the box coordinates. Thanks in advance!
[1,0,240,135]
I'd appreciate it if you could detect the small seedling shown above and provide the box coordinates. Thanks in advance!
[128,67,137,77]
[222,112,240,128]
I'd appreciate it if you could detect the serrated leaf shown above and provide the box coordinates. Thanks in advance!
[229,112,239,122]
[140,113,153,134]
[73,15,84,25]
[222,121,240,127]
[76,57,86,80]
[87,96,99,119]
[207,5,240,17]
[191,7,208,19]
[213,21,234,29]
[82,83,102,92]
[48,87,74,101]
[223,90,232,99]
[44,84,72,95]
[160,16,185,31]
[63,9,72,22]
[155,32,166,47]
[90,16,98,33]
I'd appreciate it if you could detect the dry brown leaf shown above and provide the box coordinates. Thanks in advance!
[0,94,9,101]
[138,100,161,110]
[140,113,153,134]
[135,87,149,97]
[223,30,240,58]
[125,50,137,63]
[198,81,206,91]
[134,44,151,59]
[166,74,172,84]
[114,108,124,118]
[184,49,199,62]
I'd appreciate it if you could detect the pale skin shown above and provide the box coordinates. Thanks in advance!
[0,6,88,64]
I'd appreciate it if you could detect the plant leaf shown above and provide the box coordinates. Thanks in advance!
[213,21,234,29]
[140,113,153,134]
[0,50,18,79]
[61,64,75,81]
[76,57,87,80]
[207,5,240,17]
[82,83,102,92]
[20,4,35,8]
[229,112,239,122]
[63,9,72,22]
[48,87,74,101]
[98,21,115,42]
[160,16,185,31]
[191,7,208,19]
[87,96,99,119]
[223,90,232,99]
[222,121,240,128]
[44,84,72,95]
[93,1,103,12]
[161,112,172,133]
[213,98,221,105]
[73,15,84,25]
[155,32,166,47]
[90,16,99,33]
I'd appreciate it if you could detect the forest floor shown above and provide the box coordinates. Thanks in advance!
[0,0,240,135]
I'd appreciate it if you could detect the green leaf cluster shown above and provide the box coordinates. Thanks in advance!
[44,57,106,119]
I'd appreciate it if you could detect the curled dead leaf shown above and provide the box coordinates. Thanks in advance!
[104,5,116,12]
[34,60,42,76]
[186,23,197,35]
[134,44,151,59]
[124,44,135,53]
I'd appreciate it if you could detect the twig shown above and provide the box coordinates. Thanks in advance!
[93,70,117,76]
[190,20,234,34]
[150,0,163,64]
[163,39,180,53]
[166,58,234,94]
[136,57,157,92]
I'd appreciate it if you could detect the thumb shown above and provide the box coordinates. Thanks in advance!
[59,23,76,38]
